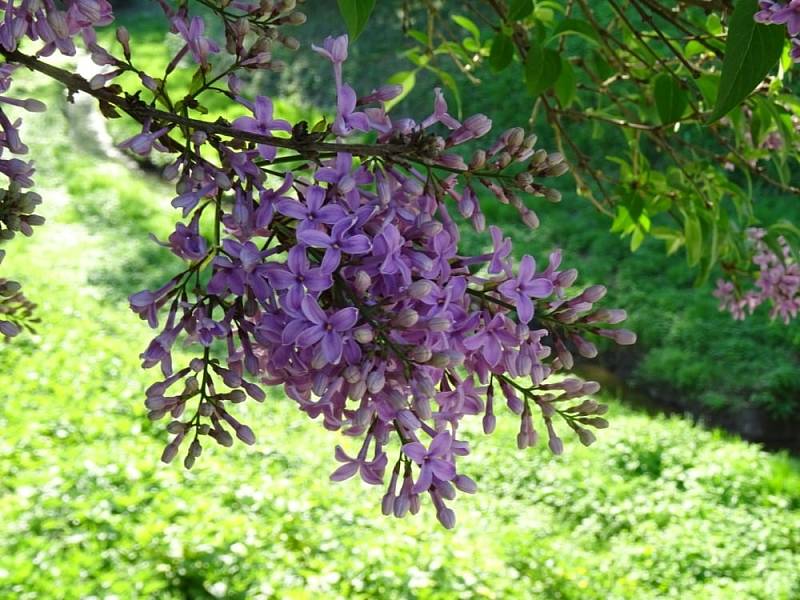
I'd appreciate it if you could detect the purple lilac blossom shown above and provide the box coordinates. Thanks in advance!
[0,0,639,526]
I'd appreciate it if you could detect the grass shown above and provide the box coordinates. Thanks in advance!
[1,187,800,598]
[1,9,800,599]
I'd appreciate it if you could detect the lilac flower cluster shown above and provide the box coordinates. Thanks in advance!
[0,0,635,525]
[0,1,113,335]
[715,228,799,323]
[121,18,633,524]
[755,1,800,61]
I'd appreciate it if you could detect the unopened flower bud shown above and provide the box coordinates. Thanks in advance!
[573,336,598,358]
[426,352,449,368]
[577,428,596,446]
[436,507,456,529]
[213,429,234,447]
[366,370,385,394]
[454,474,477,493]
[556,268,579,288]
[581,417,609,429]
[381,492,395,515]
[392,308,419,328]
[581,381,601,395]
[544,188,562,203]
[469,149,486,170]
[409,346,432,363]
[483,413,496,434]
[408,279,433,299]
[609,328,637,345]
[353,326,374,344]
[343,365,361,383]
[161,437,183,463]
[354,270,371,294]
[582,285,607,302]
[523,133,538,150]
[236,425,256,445]
[548,434,564,455]
[428,315,451,332]
[531,149,548,166]
[547,162,570,177]
[166,420,186,434]
[521,209,540,229]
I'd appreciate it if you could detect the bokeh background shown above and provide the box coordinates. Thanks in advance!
[1,2,799,598]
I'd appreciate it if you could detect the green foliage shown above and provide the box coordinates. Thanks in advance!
[392,0,799,283]
[709,0,785,121]
[524,42,561,96]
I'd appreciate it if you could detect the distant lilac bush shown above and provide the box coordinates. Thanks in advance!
[715,228,800,323]
[0,0,643,527]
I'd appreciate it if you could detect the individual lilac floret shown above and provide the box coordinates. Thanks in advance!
[232,96,292,160]
[295,295,359,363]
[402,431,457,494]
[498,255,554,323]
[312,34,348,90]
[267,246,333,308]
[172,15,220,68]
[276,185,347,231]
[330,444,387,485]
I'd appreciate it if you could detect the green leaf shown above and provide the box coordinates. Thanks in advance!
[682,211,703,267]
[508,0,534,21]
[554,58,577,107]
[406,29,429,45]
[525,44,562,96]
[695,73,720,106]
[451,15,480,41]
[590,49,614,80]
[550,18,600,45]
[653,73,688,124]
[708,0,784,122]
[684,40,706,59]
[336,0,376,40]
[489,33,514,71]
[695,215,719,285]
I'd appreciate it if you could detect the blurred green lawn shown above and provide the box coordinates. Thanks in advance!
[1,10,800,599]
